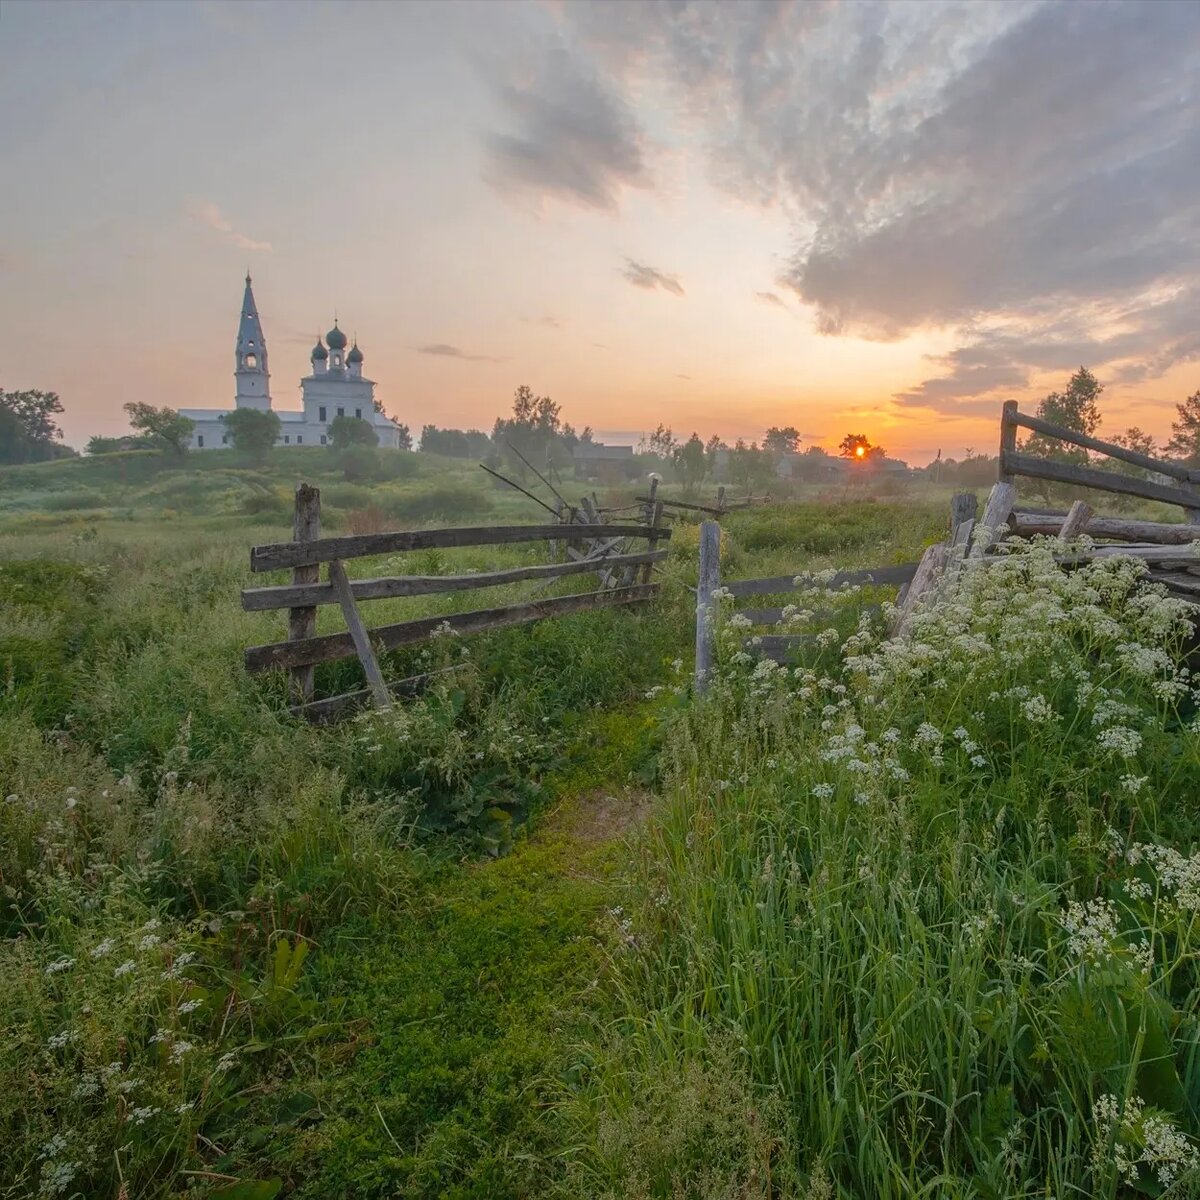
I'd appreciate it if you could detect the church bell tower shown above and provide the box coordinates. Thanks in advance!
[234,273,271,410]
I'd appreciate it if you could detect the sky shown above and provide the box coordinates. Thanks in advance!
[2,0,1199,465]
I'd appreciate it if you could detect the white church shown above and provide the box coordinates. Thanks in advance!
[181,275,407,451]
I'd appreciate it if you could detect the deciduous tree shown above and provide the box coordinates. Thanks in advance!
[123,402,195,455]
[1,387,65,447]
[329,414,379,449]
[764,426,802,454]
[839,433,871,460]
[223,408,281,463]
[672,432,708,496]
[1167,390,1200,464]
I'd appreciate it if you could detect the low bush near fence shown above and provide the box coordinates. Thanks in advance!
[566,540,1200,1196]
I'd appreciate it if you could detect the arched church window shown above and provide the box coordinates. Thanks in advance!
[246,353,257,368]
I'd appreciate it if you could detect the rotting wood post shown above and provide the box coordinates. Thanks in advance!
[288,483,321,704]
[1058,500,1094,540]
[950,492,978,540]
[716,485,727,515]
[695,520,721,695]
[969,481,1017,561]
[327,559,391,710]
[640,499,664,586]
[999,400,1018,484]
[643,475,659,525]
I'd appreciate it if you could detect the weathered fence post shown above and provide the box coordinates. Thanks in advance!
[950,491,978,539]
[640,499,664,586]
[288,484,321,704]
[695,520,721,695]
[716,485,727,515]
[643,475,659,525]
[998,400,1018,484]
[1058,500,1094,540]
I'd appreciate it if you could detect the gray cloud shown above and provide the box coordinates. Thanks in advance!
[548,0,1200,409]
[675,373,692,380]
[521,314,564,329]
[416,343,507,364]
[756,291,786,309]
[622,258,684,296]
[484,41,650,211]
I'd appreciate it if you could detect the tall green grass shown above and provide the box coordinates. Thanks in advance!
[564,540,1200,1197]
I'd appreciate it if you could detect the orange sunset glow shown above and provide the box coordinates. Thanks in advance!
[2,2,1198,464]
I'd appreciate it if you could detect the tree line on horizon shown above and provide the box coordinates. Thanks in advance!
[6,374,1200,493]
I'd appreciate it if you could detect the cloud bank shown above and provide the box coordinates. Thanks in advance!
[488,0,1200,414]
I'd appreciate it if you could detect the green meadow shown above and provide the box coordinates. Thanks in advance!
[3,447,1199,1198]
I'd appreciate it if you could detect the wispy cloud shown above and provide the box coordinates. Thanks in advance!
[621,258,684,296]
[484,41,650,212]
[756,291,787,309]
[186,199,272,253]
[416,342,508,364]
[521,314,564,329]
[675,373,692,380]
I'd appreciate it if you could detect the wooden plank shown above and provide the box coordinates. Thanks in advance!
[289,666,463,724]
[1057,500,1093,540]
[1058,545,1200,565]
[251,522,670,572]
[636,494,728,517]
[288,484,321,705]
[892,542,950,635]
[1010,410,1200,484]
[725,562,917,599]
[1010,511,1200,543]
[328,559,391,709]
[968,482,1017,560]
[1001,451,1200,511]
[241,549,668,611]
[246,583,659,672]
[999,400,1018,484]
[694,521,721,695]
[1148,571,1200,598]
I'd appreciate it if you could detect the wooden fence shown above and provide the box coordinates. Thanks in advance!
[244,484,670,722]
[693,521,923,691]
[999,399,1200,521]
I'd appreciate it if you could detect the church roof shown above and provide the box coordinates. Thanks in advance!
[237,275,267,360]
[326,321,347,351]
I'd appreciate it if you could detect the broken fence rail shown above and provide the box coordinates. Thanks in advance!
[245,485,670,722]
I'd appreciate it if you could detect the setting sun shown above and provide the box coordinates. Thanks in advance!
[855,445,865,458]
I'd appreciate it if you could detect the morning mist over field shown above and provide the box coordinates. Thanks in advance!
[2,0,1199,462]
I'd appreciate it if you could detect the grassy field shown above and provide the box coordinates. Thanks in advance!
[3,447,1200,1197]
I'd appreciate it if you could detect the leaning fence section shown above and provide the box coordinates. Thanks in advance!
[693,520,922,691]
[999,399,1200,521]
[243,484,671,723]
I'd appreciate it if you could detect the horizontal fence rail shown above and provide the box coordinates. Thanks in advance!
[1010,509,1200,544]
[999,400,1200,517]
[245,584,659,673]
[242,548,667,611]
[250,522,670,572]
[725,562,917,599]
[1008,409,1200,484]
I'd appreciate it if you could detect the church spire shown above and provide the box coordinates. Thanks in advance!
[234,274,271,410]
